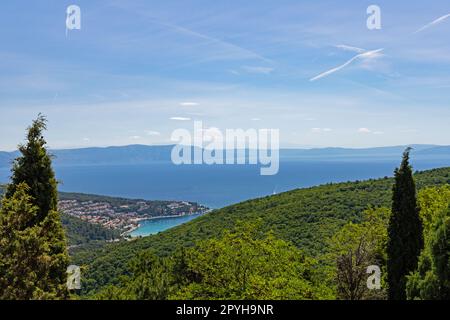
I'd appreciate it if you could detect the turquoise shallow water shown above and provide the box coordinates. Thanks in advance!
[129,214,203,237]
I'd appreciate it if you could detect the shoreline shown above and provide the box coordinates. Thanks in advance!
[123,210,211,237]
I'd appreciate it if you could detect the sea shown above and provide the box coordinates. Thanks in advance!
[1,158,449,236]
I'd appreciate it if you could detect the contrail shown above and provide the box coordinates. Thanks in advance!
[334,45,366,54]
[109,2,273,64]
[415,13,450,33]
[310,48,384,82]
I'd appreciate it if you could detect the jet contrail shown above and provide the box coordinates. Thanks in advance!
[415,13,450,33]
[310,48,384,82]
[335,45,366,54]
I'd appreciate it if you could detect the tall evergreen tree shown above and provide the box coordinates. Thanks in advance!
[6,114,58,225]
[0,115,68,299]
[387,148,424,300]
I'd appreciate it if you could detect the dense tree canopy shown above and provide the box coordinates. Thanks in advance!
[407,186,450,300]
[328,207,389,300]
[94,221,333,300]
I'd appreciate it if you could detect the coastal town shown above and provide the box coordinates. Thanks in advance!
[58,195,209,235]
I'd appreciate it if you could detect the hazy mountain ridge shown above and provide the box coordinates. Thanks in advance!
[0,144,449,168]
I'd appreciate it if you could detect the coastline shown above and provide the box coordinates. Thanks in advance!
[123,210,211,237]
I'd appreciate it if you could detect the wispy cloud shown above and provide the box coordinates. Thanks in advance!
[180,102,199,107]
[110,2,273,64]
[242,66,275,75]
[170,117,191,121]
[415,13,450,33]
[335,45,366,54]
[310,48,384,82]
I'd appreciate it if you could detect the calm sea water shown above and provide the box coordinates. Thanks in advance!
[1,160,449,209]
[129,214,202,237]
[1,159,449,236]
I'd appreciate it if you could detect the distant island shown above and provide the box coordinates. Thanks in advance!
[2,144,450,168]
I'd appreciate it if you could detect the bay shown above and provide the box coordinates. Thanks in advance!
[129,214,203,237]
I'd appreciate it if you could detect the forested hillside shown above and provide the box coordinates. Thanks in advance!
[72,167,450,295]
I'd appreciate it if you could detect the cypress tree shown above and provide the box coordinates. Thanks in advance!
[1,115,68,299]
[387,148,423,300]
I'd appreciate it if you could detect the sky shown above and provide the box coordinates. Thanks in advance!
[0,0,450,150]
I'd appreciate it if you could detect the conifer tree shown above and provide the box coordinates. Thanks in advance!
[0,183,68,299]
[0,115,68,299]
[6,114,58,225]
[387,148,423,300]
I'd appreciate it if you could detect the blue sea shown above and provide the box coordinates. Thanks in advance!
[1,159,449,209]
[1,159,449,235]
[129,214,203,237]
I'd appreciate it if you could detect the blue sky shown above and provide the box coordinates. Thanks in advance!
[1,0,450,150]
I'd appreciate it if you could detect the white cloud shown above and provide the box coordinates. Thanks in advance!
[180,102,199,107]
[170,117,191,121]
[251,118,262,121]
[373,131,384,135]
[358,128,371,134]
[129,135,141,140]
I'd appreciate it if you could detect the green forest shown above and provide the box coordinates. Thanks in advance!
[1,116,449,300]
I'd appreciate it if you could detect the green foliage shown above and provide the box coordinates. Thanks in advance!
[0,184,68,299]
[0,116,69,299]
[173,221,333,300]
[387,149,424,300]
[61,214,120,246]
[93,222,333,300]
[72,167,450,296]
[418,185,450,237]
[6,115,58,224]
[328,207,389,300]
[407,187,450,300]
[94,251,172,300]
